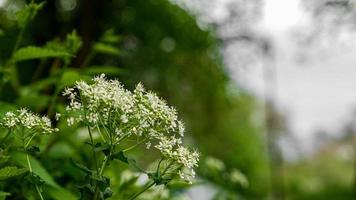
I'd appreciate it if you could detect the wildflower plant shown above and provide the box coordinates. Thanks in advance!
[0,108,57,200]
[62,74,199,199]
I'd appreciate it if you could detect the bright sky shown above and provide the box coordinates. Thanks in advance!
[207,0,356,153]
[263,0,304,30]
[255,0,356,151]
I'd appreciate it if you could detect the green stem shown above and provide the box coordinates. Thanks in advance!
[99,155,109,176]
[129,181,155,200]
[26,154,44,200]
[7,5,31,91]
[93,146,113,200]
[24,132,37,149]
[26,154,33,172]
[87,126,99,174]
[12,24,26,55]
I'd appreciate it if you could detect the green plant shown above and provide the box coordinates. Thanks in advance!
[0,1,199,199]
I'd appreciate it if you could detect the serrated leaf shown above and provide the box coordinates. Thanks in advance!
[65,30,82,54]
[0,166,27,180]
[16,2,45,27]
[11,46,71,63]
[93,43,121,56]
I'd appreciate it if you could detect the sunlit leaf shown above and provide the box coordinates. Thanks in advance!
[93,43,121,56]
[11,46,71,63]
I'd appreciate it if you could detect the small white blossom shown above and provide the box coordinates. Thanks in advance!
[0,108,58,134]
[62,74,199,183]
[67,117,75,126]
[55,113,61,121]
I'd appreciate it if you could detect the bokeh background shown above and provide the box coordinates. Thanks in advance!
[1,0,356,199]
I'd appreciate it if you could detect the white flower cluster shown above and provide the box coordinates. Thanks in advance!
[0,108,58,134]
[62,74,199,183]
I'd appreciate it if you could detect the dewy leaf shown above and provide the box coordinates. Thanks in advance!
[93,43,121,56]
[0,166,27,180]
[11,46,71,63]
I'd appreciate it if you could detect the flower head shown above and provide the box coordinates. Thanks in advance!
[0,108,58,134]
[62,74,199,183]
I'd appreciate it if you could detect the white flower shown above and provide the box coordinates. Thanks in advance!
[0,108,57,134]
[55,113,61,121]
[62,74,199,183]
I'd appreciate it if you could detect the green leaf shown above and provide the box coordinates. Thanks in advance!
[26,146,40,154]
[93,43,121,56]
[46,187,77,200]
[10,153,77,199]
[111,151,128,163]
[10,152,59,188]
[70,158,94,175]
[100,29,121,44]
[0,156,9,165]
[112,152,146,173]
[16,2,45,27]
[65,30,82,54]
[91,142,111,154]
[0,166,27,180]
[11,46,71,63]
[45,30,82,59]
[0,191,10,200]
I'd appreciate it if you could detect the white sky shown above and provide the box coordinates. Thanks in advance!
[195,0,356,152]
[255,0,356,148]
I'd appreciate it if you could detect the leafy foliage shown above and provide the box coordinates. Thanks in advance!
[0,0,270,199]
[11,46,71,63]
[0,166,27,180]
